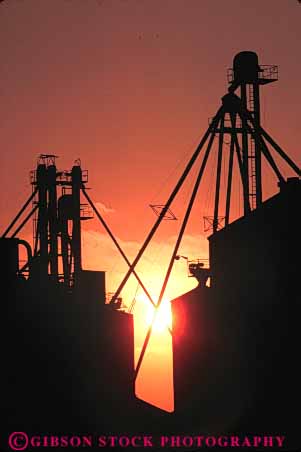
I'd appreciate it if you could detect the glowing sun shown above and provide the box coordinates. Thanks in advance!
[144,298,172,333]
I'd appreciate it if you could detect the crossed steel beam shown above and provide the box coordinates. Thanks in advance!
[2,93,300,385]
[102,93,300,382]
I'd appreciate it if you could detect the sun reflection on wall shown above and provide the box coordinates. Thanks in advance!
[133,294,174,413]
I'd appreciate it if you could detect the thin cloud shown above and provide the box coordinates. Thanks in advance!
[81,229,207,303]
[95,201,115,214]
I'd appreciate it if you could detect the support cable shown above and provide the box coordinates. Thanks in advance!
[225,125,235,225]
[109,106,224,307]
[230,115,251,213]
[2,188,38,238]
[260,128,301,176]
[82,187,172,335]
[246,124,285,183]
[213,115,225,232]
[134,120,219,381]
[237,106,289,183]
[11,204,39,239]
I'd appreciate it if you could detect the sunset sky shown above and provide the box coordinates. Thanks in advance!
[0,0,300,412]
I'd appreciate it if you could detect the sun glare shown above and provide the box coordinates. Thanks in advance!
[133,291,174,412]
[137,293,172,333]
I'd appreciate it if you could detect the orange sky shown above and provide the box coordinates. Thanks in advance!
[1,0,300,412]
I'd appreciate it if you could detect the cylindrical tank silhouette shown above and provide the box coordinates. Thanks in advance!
[233,51,260,84]
[72,165,82,277]
[0,238,19,280]
[47,164,59,281]
[36,164,48,278]
[58,194,73,288]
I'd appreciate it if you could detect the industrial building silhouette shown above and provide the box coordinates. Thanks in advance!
[0,52,300,451]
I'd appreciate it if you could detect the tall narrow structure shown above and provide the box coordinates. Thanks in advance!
[227,51,278,212]
[0,156,136,442]
[170,52,300,448]
[29,155,93,286]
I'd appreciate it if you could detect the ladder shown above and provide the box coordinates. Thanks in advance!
[247,84,257,210]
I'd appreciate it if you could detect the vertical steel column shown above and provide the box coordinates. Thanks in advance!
[230,113,251,214]
[109,107,224,306]
[47,165,58,281]
[213,115,224,232]
[36,164,48,278]
[253,81,262,206]
[58,197,71,288]
[71,165,82,278]
[225,118,235,226]
[134,124,218,381]
[240,84,251,215]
